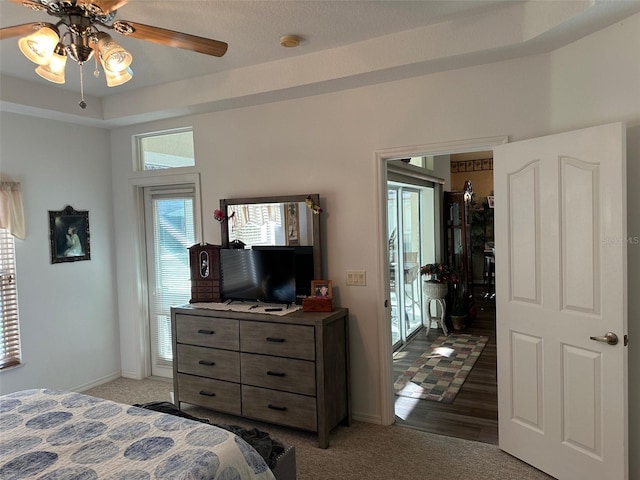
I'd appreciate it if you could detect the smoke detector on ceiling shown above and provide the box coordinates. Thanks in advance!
[280,35,301,48]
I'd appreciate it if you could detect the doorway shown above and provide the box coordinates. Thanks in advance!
[390,154,498,443]
[375,136,506,441]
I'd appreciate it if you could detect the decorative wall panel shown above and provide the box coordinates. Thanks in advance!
[508,161,540,304]
[561,344,602,458]
[511,331,543,432]
[560,157,600,314]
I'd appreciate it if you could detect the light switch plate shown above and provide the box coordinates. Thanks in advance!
[346,270,366,286]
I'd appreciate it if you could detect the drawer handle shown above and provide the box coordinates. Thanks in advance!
[266,337,285,343]
[267,404,287,412]
[198,329,215,335]
[199,390,216,397]
[198,360,216,366]
[266,370,286,377]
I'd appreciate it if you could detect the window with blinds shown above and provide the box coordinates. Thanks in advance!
[145,188,195,378]
[0,228,21,369]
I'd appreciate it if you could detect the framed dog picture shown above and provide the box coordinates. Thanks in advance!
[311,280,332,299]
[49,205,91,264]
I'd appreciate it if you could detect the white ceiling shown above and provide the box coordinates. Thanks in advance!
[1,0,639,123]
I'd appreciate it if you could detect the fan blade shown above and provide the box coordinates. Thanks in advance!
[7,0,47,11]
[77,0,128,15]
[114,21,228,57]
[0,23,40,40]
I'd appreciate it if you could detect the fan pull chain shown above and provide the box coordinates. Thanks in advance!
[78,63,87,109]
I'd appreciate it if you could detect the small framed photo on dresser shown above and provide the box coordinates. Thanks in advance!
[311,280,332,299]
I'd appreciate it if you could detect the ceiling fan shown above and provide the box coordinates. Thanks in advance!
[0,0,228,108]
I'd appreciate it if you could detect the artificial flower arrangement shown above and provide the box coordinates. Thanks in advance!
[420,263,460,283]
[305,195,323,214]
[213,209,235,223]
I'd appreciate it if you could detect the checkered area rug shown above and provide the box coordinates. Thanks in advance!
[394,333,488,403]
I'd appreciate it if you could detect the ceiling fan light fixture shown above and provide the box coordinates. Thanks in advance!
[66,42,94,63]
[103,64,133,87]
[4,0,227,108]
[18,24,59,65]
[34,43,67,84]
[96,32,132,72]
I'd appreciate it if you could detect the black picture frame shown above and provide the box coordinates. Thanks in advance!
[49,205,91,264]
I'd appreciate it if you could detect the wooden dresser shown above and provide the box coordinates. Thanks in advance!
[170,305,351,448]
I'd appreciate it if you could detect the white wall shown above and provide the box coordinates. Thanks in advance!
[0,112,120,393]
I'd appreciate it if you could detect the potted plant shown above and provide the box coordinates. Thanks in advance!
[450,281,467,330]
[420,263,460,300]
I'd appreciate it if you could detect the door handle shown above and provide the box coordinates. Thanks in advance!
[589,332,619,345]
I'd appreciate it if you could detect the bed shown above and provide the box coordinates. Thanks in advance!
[0,389,277,479]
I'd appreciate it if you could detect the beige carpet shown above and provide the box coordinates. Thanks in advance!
[84,377,554,480]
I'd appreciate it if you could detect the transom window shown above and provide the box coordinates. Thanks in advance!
[137,129,195,170]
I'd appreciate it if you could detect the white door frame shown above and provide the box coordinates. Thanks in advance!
[128,171,203,379]
[374,136,508,425]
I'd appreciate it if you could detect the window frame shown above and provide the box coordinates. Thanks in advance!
[0,227,21,370]
[135,127,196,171]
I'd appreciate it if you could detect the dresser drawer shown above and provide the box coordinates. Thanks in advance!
[177,373,241,415]
[241,353,315,396]
[177,344,240,382]
[240,321,315,360]
[242,385,317,432]
[176,314,239,349]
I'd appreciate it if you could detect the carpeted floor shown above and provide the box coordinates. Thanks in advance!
[84,377,554,480]
[394,333,488,403]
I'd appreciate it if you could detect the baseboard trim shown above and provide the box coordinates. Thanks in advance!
[121,370,145,380]
[352,411,382,425]
[73,371,121,393]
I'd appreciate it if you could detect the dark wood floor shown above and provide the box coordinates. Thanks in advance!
[393,287,498,444]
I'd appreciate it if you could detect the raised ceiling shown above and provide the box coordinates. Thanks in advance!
[2,0,639,126]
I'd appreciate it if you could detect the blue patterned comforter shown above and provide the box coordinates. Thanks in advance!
[0,389,276,480]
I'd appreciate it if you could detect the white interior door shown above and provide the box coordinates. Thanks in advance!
[494,123,628,479]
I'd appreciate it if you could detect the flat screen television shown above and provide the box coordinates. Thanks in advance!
[252,245,314,298]
[220,248,296,304]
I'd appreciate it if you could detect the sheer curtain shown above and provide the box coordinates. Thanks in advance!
[0,181,25,239]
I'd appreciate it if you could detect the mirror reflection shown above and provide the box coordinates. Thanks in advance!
[220,194,322,280]
[226,201,314,247]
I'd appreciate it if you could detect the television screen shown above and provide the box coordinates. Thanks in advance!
[220,248,296,304]
[252,246,314,298]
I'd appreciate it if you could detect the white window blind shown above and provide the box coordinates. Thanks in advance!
[0,228,21,369]
[145,189,195,376]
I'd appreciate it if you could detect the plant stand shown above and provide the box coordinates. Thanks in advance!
[423,282,448,336]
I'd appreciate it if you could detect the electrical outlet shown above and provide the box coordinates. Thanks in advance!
[346,270,366,286]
